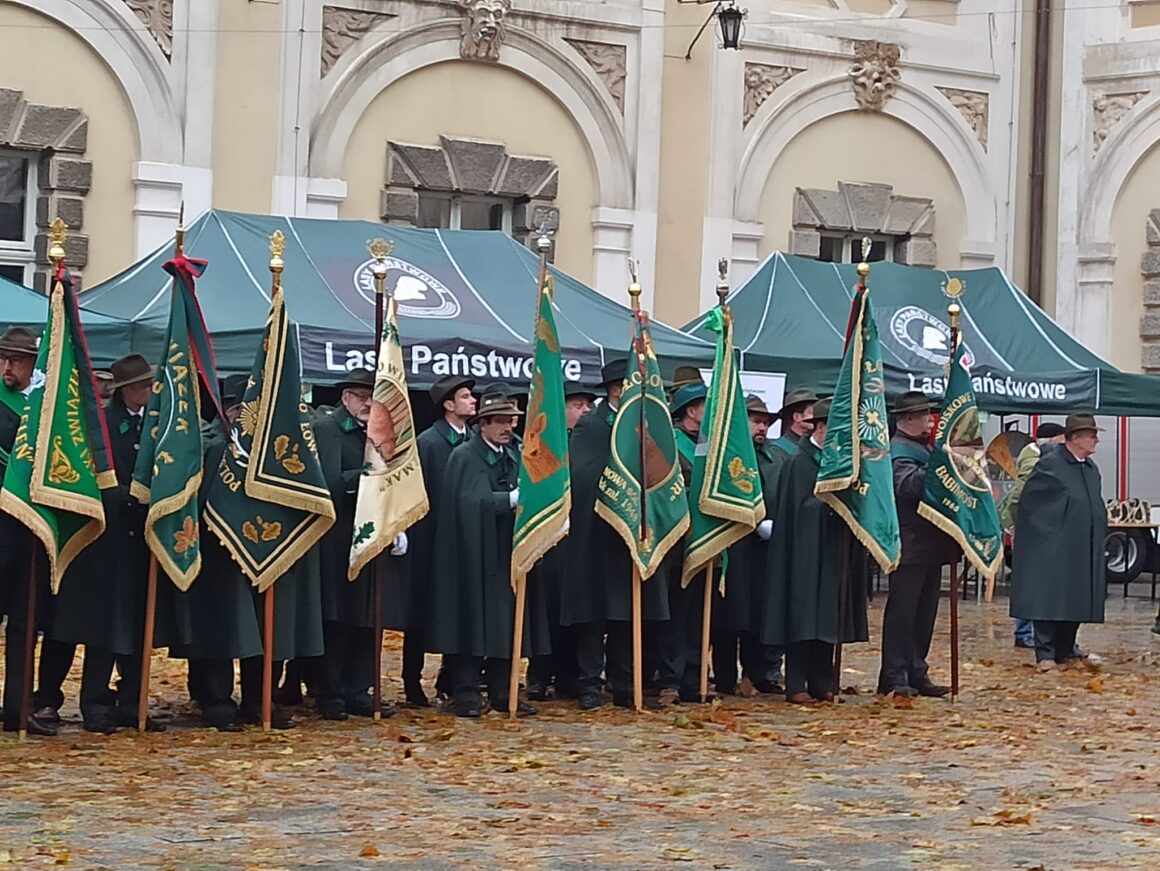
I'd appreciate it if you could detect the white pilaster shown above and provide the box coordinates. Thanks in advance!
[132,162,213,256]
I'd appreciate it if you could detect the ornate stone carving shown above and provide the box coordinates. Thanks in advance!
[565,39,627,114]
[743,63,802,126]
[1093,92,1146,153]
[791,182,936,267]
[123,0,173,60]
[1139,209,1160,372]
[321,6,395,76]
[847,41,901,112]
[937,87,989,151]
[458,0,511,62]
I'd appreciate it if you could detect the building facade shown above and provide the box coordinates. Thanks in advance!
[0,0,1155,380]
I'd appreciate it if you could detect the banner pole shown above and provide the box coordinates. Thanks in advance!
[18,554,39,741]
[700,564,713,702]
[632,565,643,712]
[137,555,159,732]
[832,529,851,696]
[950,558,961,701]
[262,585,274,731]
[508,572,527,720]
[368,241,388,723]
[629,269,647,715]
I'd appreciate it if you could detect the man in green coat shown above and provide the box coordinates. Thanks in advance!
[561,361,669,710]
[426,395,546,717]
[313,369,406,720]
[1011,414,1107,671]
[660,380,709,703]
[402,375,476,706]
[761,398,870,703]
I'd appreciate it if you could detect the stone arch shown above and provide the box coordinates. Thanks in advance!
[735,75,996,257]
[310,19,633,209]
[5,0,181,164]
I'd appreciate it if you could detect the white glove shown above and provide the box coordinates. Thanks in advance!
[756,519,773,541]
[390,532,408,556]
[509,488,520,509]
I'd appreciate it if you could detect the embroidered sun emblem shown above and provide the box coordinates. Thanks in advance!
[857,398,888,447]
[238,401,260,437]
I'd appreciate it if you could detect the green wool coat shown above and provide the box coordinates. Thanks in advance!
[313,406,407,630]
[1010,446,1107,623]
[559,402,670,627]
[759,438,870,647]
[408,418,468,621]
[425,432,549,659]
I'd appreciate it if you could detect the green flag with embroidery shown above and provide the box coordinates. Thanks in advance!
[511,278,571,584]
[815,287,901,573]
[681,306,765,586]
[131,252,223,591]
[918,334,1004,580]
[205,287,335,591]
[0,267,116,591]
[595,311,689,580]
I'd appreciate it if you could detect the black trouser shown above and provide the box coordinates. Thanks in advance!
[710,630,776,692]
[1033,620,1080,663]
[658,575,703,697]
[319,622,375,712]
[878,564,941,691]
[239,656,286,713]
[573,620,633,699]
[32,638,76,712]
[443,653,512,709]
[79,647,143,724]
[526,623,577,695]
[1,544,50,731]
[785,640,834,699]
[188,658,237,727]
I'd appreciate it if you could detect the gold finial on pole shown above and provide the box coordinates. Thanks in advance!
[948,301,961,331]
[48,217,68,270]
[366,237,391,295]
[856,236,872,289]
[627,258,642,313]
[269,230,285,291]
[175,202,186,257]
[716,257,729,307]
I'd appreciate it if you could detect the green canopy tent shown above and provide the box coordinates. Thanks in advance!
[683,252,1160,417]
[0,274,133,367]
[81,210,715,386]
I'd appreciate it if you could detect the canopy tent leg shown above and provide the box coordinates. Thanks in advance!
[1118,417,1130,502]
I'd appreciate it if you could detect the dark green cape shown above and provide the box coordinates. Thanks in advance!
[425,433,549,658]
[760,438,869,646]
[408,418,467,624]
[1011,446,1107,623]
[559,402,669,626]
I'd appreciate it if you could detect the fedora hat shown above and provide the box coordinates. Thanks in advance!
[1035,422,1065,440]
[430,375,475,407]
[1064,413,1103,436]
[599,358,628,387]
[669,382,707,417]
[110,354,155,390]
[474,393,523,421]
[670,365,704,390]
[0,326,39,357]
[778,388,818,417]
[335,368,375,391]
[891,390,936,416]
[806,397,832,423]
[745,394,773,419]
[565,383,599,401]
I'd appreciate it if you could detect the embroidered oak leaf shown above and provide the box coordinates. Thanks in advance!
[157,450,175,465]
[353,522,375,547]
[728,456,757,494]
[257,515,282,541]
[172,516,198,554]
[274,435,290,459]
[242,521,260,544]
[521,410,561,484]
[535,314,560,353]
[281,443,306,475]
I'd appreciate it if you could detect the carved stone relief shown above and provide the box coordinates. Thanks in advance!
[937,87,989,151]
[848,41,901,112]
[0,88,91,290]
[321,6,395,76]
[459,0,512,62]
[565,39,627,114]
[1092,92,1146,153]
[123,0,173,60]
[1139,209,1160,372]
[743,63,802,126]
[790,182,936,267]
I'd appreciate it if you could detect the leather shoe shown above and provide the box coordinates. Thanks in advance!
[812,691,835,703]
[35,706,62,726]
[913,682,950,698]
[525,683,549,702]
[678,690,716,704]
[273,684,304,706]
[404,681,430,708]
[452,701,483,718]
[880,685,919,698]
[83,717,118,735]
[578,693,603,710]
[786,692,815,705]
[238,706,295,730]
[751,680,785,695]
[1014,637,1035,649]
[612,694,666,711]
[115,708,167,732]
[319,704,348,721]
[24,714,59,737]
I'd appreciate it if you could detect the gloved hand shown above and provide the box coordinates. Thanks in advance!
[509,488,520,509]
[756,519,773,541]
[390,532,408,556]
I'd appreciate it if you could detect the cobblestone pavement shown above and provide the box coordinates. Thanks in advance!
[2,595,1159,870]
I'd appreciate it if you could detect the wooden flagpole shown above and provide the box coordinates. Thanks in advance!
[629,268,646,713]
[369,241,388,722]
[699,564,713,702]
[18,555,39,741]
[632,566,643,712]
[262,586,275,731]
[949,559,961,700]
[509,573,527,719]
[137,556,159,732]
[832,529,851,695]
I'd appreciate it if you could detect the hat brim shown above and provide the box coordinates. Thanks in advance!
[0,342,38,357]
[111,371,155,390]
[473,408,524,422]
[892,404,936,416]
[1066,424,1104,435]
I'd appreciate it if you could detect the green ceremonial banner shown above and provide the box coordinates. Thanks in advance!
[815,288,901,574]
[917,335,1004,580]
[681,306,765,586]
[349,294,429,579]
[596,312,690,580]
[511,279,571,584]
[205,287,335,591]
[131,254,222,591]
[0,270,115,591]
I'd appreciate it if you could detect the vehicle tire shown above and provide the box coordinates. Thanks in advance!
[1105,529,1151,584]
